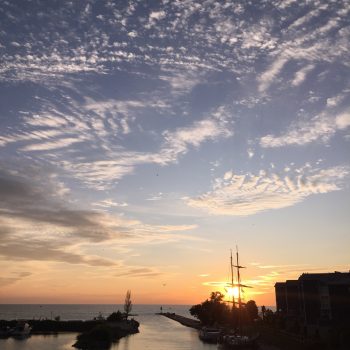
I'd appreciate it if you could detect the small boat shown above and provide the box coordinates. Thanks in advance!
[218,249,259,349]
[9,321,32,338]
[219,333,259,349]
[199,326,222,343]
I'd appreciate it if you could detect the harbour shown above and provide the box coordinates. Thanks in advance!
[0,306,217,350]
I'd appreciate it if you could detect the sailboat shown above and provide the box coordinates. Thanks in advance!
[218,248,259,349]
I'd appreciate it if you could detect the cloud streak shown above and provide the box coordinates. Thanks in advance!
[260,110,350,148]
[0,168,197,265]
[186,165,349,216]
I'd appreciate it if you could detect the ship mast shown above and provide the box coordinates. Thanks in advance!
[230,249,236,308]
[236,246,243,309]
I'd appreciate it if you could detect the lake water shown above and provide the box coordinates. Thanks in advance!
[0,304,216,350]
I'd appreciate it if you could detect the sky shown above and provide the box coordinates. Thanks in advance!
[0,0,349,306]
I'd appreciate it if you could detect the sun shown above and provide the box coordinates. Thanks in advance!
[226,287,240,300]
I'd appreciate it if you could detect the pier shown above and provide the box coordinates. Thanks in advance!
[158,312,201,329]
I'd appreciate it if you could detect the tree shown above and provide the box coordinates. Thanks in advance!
[210,291,225,303]
[189,291,230,326]
[124,290,132,319]
[264,308,275,324]
[245,300,259,322]
[107,311,123,322]
[261,305,266,321]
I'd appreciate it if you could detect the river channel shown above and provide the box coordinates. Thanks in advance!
[0,313,217,350]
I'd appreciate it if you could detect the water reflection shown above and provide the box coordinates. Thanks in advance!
[0,333,77,350]
[112,314,216,350]
[0,314,216,350]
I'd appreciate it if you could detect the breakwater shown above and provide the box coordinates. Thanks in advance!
[159,312,201,329]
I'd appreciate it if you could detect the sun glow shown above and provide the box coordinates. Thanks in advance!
[226,287,240,300]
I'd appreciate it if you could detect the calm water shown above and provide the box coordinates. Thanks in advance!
[0,304,194,321]
[0,305,216,350]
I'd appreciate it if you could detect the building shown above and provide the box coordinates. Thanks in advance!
[275,272,350,326]
[275,282,287,313]
[299,272,350,326]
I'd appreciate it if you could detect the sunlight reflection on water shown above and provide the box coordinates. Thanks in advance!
[112,315,215,350]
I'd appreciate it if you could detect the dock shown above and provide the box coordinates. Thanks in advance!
[158,312,201,330]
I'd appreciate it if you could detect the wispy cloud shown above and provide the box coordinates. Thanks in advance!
[326,91,349,107]
[115,267,162,278]
[21,137,85,151]
[61,159,136,190]
[0,272,32,287]
[158,108,232,164]
[258,57,288,93]
[93,199,128,208]
[186,164,349,216]
[260,110,350,148]
[246,262,350,294]
[291,64,314,87]
[50,103,234,189]
[257,2,348,93]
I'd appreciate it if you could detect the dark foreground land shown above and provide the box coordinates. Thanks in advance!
[0,318,139,349]
[73,319,139,349]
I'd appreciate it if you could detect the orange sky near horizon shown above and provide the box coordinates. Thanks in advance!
[2,250,348,306]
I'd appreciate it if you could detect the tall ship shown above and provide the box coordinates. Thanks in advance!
[219,248,259,349]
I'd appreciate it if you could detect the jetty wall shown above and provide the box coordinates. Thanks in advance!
[158,313,201,329]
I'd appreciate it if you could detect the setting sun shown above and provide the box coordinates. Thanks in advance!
[225,287,240,300]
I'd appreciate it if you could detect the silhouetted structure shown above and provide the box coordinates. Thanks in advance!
[299,272,350,325]
[275,282,287,313]
[285,280,300,317]
[275,271,350,339]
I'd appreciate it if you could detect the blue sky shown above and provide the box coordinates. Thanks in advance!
[0,0,349,304]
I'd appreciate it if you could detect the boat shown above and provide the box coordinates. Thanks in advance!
[9,321,32,338]
[199,326,222,343]
[218,248,259,349]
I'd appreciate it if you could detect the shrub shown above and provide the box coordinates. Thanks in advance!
[107,311,123,322]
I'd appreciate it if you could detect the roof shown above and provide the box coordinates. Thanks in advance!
[274,282,286,287]
[298,272,350,285]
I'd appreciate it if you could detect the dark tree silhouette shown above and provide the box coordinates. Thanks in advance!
[189,291,230,326]
[124,290,132,319]
[210,291,225,303]
[264,308,275,324]
[245,300,259,321]
[261,305,266,321]
[107,311,123,322]
[190,292,260,328]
